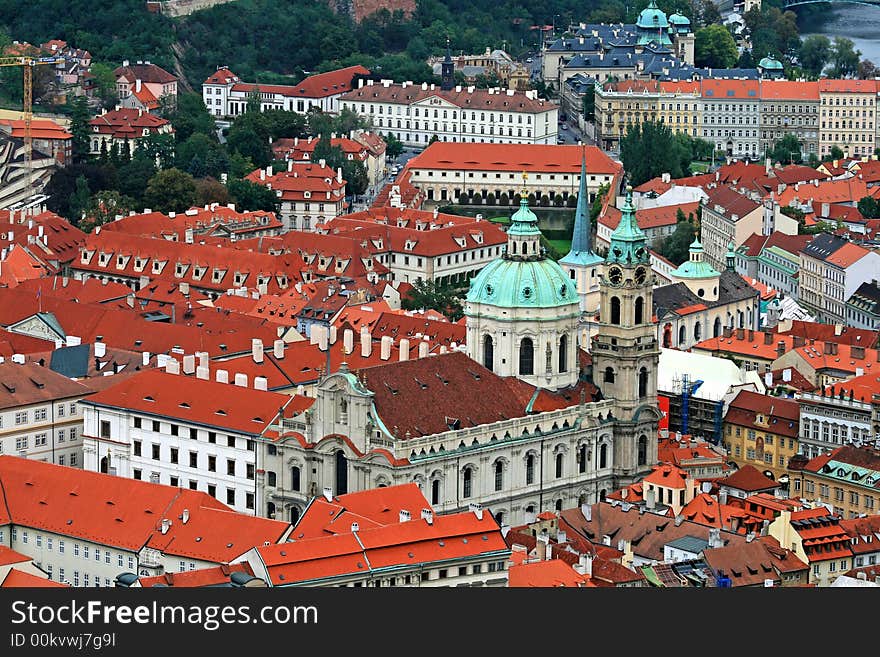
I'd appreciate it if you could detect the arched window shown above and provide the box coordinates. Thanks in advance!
[638,367,648,398]
[291,466,301,491]
[519,337,534,375]
[678,325,687,346]
[635,296,644,324]
[555,499,563,511]
[483,334,494,371]
[494,461,504,491]
[290,506,300,524]
[511,241,517,255]
[713,317,722,337]
[558,335,568,373]
[267,471,277,487]
[337,397,347,422]
[604,366,615,383]
[431,479,440,505]
[611,296,621,325]
[738,310,744,328]
[694,321,702,341]
[599,443,608,469]
[579,444,587,473]
[335,450,348,496]
[267,502,276,519]
[494,511,504,525]
[663,323,672,348]
[555,453,564,478]
[638,435,648,466]
[526,454,535,484]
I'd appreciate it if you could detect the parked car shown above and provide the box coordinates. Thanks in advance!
[526,57,533,63]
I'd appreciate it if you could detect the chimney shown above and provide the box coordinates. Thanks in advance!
[776,340,786,358]
[254,376,268,391]
[748,329,754,342]
[343,329,354,355]
[142,351,151,367]
[582,504,592,522]
[536,530,550,561]
[322,486,333,502]
[723,326,733,339]
[575,553,593,577]
[94,341,106,358]
[418,340,429,358]
[719,489,728,505]
[645,486,656,510]
[196,365,209,380]
[736,328,745,340]
[161,519,170,535]
[328,325,338,345]
[360,326,372,357]
[273,339,285,359]
[351,522,359,533]
[399,338,410,361]
[380,336,392,361]
[782,368,792,382]
[765,371,773,388]
[234,373,248,387]
[165,359,180,375]
[252,338,264,363]
[182,354,196,374]
[764,332,773,345]
[181,509,189,525]
[793,335,805,348]
[746,532,756,543]
[421,508,433,525]
[317,326,328,352]
[399,509,411,523]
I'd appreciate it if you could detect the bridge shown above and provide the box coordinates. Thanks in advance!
[783,0,880,8]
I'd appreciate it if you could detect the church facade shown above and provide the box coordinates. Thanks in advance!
[257,185,661,527]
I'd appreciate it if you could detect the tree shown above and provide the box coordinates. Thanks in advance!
[80,190,135,233]
[858,59,878,80]
[68,175,92,224]
[768,133,803,164]
[227,178,280,212]
[342,159,369,196]
[176,133,229,179]
[690,0,721,27]
[89,62,118,109]
[858,196,879,220]
[659,213,696,265]
[69,96,91,163]
[799,35,831,78]
[226,112,272,168]
[829,37,860,78]
[401,278,464,321]
[137,133,176,169]
[116,155,157,206]
[194,177,231,206]
[384,132,404,159]
[620,120,688,186]
[694,24,738,69]
[167,92,217,143]
[429,134,440,145]
[144,168,197,213]
[822,145,845,162]
[582,84,595,122]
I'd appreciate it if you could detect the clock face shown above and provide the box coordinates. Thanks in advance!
[635,266,648,285]
[608,266,623,286]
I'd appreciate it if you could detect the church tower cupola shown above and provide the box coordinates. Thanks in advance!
[506,174,544,260]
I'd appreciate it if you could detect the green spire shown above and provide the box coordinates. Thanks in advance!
[606,186,649,265]
[560,150,603,267]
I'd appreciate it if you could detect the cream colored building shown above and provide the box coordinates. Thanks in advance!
[818,79,878,158]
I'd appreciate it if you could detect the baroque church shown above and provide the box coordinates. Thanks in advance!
[258,168,662,527]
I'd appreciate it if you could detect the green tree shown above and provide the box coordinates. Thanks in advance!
[144,168,197,213]
[69,96,92,163]
[799,35,831,78]
[89,62,118,109]
[80,190,135,233]
[857,196,879,219]
[227,178,280,212]
[68,175,92,224]
[582,84,595,121]
[659,213,696,265]
[829,37,860,78]
[768,133,803,164]
[401,278,464,321]
[429,134,440,145]
[383,132,404,159]
[194,177,231,206]
[115,155,157,206]
[226,112,272,168]
[694,24,739,69]
[690,0,721,27]
[620,120,687,186]
[176,133,229,179]
[822,145,845,162]
[137,133,176,169]
[167,92,217,143]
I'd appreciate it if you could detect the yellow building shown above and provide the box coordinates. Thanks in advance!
[657,80,701,139]
[722,389,799,481]
[818,79,878,159]
[788,445,880,519]
[595,80,660,152]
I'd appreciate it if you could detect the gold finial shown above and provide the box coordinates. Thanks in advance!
[521,171,529,199]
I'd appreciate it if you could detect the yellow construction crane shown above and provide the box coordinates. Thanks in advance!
[0,55,65,192]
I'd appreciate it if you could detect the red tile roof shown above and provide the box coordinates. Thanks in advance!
[244,163,346,202]
[724,390,800,439]
[138,563,256,588]
[717,464,780,493]
[777,177,868,207]
[761,80,819,100]
[822,371,880,404]
[0,118,71,140]
[0,546,30,566]
[114,62,177,84]
[601,201,699,231]
[775,321,878,348]
[341,81,556,114]
[408,141,621,175]
[818,79,880,94]
[0,210,87,266]
[643,463,689,488]
[1,569,67,588]
[508,558,593,587]
[824,241,870,268]
[88,108,171,138]
[0,455,289,560]
[84,369,293,436]
[703,184,761,219]
[0,361,93,411]
[693,331,794,361]
[702,536,808,586]
[228,65,369,99]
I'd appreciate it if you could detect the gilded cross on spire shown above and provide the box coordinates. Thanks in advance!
[520,171,529,199]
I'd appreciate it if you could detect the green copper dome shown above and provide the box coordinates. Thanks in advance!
[758,54,783,70]
[637,0,669,29]
[606,187,650,266]
[668,12,690,24]
[467,258,580,308]
[670,238,720,280]
[467,190,579,309]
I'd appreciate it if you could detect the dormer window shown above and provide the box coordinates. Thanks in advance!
[133,257,147,272]
[472,232,484,244]
[80,250,94,264]
[98,252,111,267]
[192,266,206,280]
[175,263,188,278]
[212,268,226,283]
[233,271,246,286]
[151,260,166,275]
[304,191,311,199]
[115,255,129,269]
[404,240,416,251]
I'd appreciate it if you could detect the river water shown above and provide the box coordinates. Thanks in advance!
[798,4,880,65]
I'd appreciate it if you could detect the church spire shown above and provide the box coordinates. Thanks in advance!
[441,37,454,91]
[570,151,591,254]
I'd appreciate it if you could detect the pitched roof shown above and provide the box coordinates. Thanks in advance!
[702,536,807,586]
[717,464,780,492]
[724,390,800,439]
[231,65,369,99]
[818,79,880,93]
[0,546,30,566]
[0,361,93,410]
[88,108,171,137]
[703,184,761,218]
[601,201,699,231]
[83,369,292,436]
[643,463,689,488]
[508,558,593,587]
[114,62,177,84]
[0,456,289,559]
[1,569,66,588]
[824,241,870,268]
[358,351,592,439]
[760,80,819,100]
[340,82,557,114]
[408,142,621,175]
[138,563,256,588]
